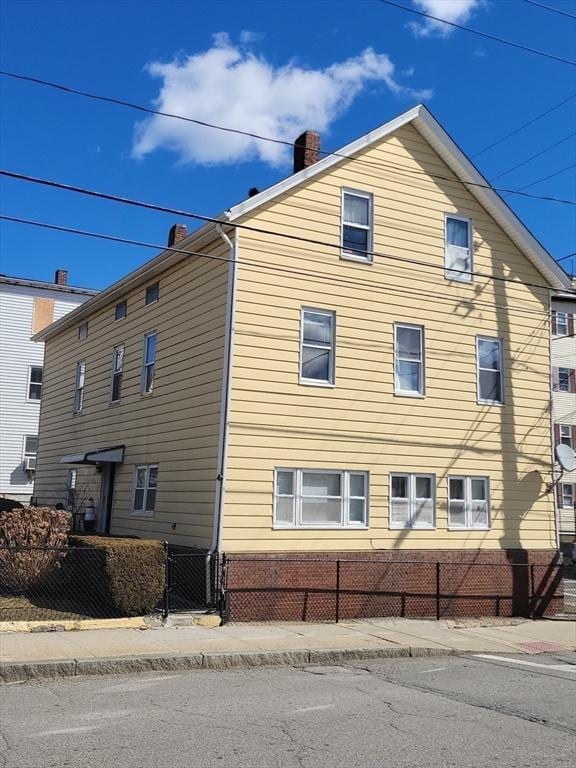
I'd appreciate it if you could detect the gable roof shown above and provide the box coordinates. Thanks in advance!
[225,104,571,291]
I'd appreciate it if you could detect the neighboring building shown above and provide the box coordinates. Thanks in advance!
[0,271,96,502]
[33,105,572,617]
[551,291,576,543]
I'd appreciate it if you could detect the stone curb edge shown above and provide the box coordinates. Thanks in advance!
[0,645,460,682]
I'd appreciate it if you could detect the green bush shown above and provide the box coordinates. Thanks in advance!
[68,535,164,616]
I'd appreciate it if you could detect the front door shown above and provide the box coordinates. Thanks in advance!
[98,464,116,534]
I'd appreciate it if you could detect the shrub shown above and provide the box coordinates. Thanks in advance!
[0,507,71,591]
[68,535,164,616]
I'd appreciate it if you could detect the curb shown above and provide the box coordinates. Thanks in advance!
[0,645,459,683]
[0,617,156,634]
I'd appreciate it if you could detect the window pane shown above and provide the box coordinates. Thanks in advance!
[449,478,464,500]
[148,467,158,488]
[276,471,294,496]
[115,301,127,320]
[275,497,294,524]
[146,334,157,363]
[145,364,155,392]
[479,370,501,402]
[446,218,469,248]
[303,313,332,345]
[112,373,122,402]
[114,346,124,372]
[396,327,421,359]
[30,367,43,383]
[391,476,408,498]
[29,384,42,400]
[146,283,159,304]
[301,498,341,524]
[415,476,432,499]
[390,499,409,526]
[343,225,368,254]
[470,502,488,527]
[396,360,421,392]
[414,499,434,527]
[145,488,156,512]
[25,436,38,455]
[470,478,486,500]
[136,468,147,488]
[446,250,471,276]
[449,501,466,527]
[478,339,500,369]
[302,347,330,381]
[134,488,144,510]
[350,474,365,497]
[344,194,369,226]
[302,472,341,497]
[349,498,365,524]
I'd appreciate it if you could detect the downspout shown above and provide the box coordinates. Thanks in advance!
[548,288,560,552]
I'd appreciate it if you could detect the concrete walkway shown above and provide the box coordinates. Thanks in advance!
[1,617,574,682]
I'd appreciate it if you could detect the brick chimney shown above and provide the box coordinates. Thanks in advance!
[167,223,188,247]
[293,130,321,173]
[54,269,68,286]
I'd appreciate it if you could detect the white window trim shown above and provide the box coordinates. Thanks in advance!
[141,332,157,395]
[559,425,573,450]
[557,368,571,393]
[476,336,504,406]
[448,475,491,531]
[555,311,568,336]
[444,213,473,283]
[74,361,85,414]
[560,483,574,509]
[78,323,88,341]
[110,344,124,404]
[341,188,374,263]
[131,464,158,517]
[299,308,336,387]
[389,473,436,530]
[273,468,369,529]
[394,323,425,397]
[22,434,38,459]
[26,364,43,402]
[145,282,160,306]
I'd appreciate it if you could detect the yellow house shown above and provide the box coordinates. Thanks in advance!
[33,105,572,619]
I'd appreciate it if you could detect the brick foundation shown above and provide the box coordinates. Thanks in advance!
[222,550,563,622]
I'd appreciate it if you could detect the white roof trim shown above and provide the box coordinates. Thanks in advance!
[226,104,570,290]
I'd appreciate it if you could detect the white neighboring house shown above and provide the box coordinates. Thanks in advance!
[551,289,576,542]
[0,270,97,503]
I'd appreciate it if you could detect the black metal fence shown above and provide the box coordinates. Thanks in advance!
[164,549,220,616]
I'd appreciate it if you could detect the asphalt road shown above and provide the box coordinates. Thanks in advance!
[1,653,574,767]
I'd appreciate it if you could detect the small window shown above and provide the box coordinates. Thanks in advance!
[560,483,574,509]
[555,312,568,336]
[78,323,88,340]
[477,337,503,404]
[115,300,127,321]
[111,345,124,403]
[559,425,573,449]
[555,368,572,393]
[24,435,38,458]
[142,333,157,394]
[74,361,86,413]
[132,465,158,515]
[394,324,424,396]
[274,469,368,528]
[448,476,490,529]
[445,215,472,282]
[300,309,335,385]
[65,469,77,509]
[145,282,159,305]
[342,190,372,261]
[27,366,43,400]
[390,473,435,529]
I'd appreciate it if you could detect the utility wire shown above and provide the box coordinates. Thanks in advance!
[378,0,576,66]
[0,213,555,322]
[490,131,576,181]
[0,70,575,205]
[505,162,576,196]
[0,169,569,292]
[556,250,576,263]
[520,0,576,20]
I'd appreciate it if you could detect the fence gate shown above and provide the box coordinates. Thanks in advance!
[164,548,220,616]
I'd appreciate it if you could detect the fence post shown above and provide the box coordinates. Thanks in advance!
[335,559,341,623]
[162,541,170,621]
[435,562,441,620]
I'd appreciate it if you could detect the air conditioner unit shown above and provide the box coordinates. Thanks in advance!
[23,457,36,472]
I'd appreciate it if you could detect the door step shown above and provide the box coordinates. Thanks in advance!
[167,612,221,628]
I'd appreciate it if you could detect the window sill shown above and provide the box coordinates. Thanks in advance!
[394,391,426,398]
[389,525,436,531]
[299,380,335,388]
[130,511,155,518]
[448,526,491,532]
[340,252,373,265]
[140,391,155,398]
[477,400,504,407]
[26,399,41,404]
[109,400,122,407]
[273,525,369,531]
[445,275,473,284]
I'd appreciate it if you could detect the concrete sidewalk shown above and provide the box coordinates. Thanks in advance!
[1,617,574,682]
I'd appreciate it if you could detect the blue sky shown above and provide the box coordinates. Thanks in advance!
[0,0,575,289]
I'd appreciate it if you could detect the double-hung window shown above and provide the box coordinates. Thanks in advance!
[27,366,43,400]
[142,333,157,394]
[477,337,503,404]
[390,473,435,529]
[560,483,574,509]
[448,476,490,529]
[74,362,85,413]
[300,309,335,385]
[342,190,372,261]
[274,469,368,528]
[111,345,124,403]
[559,425,574,450]
[445,215,472,282]
[132,465,158,516]
[554,367,573,393]
[555,312,569,336]
[23,435,38,462]
[394,324,424,396]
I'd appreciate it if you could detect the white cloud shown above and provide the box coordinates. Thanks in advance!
[132,34,432,167]
[409,0,483,38]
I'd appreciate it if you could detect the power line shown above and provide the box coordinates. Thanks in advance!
[378,0,576,66]
[520,0,576,20]
[505,162,576,196]
[0,71,575,205]
[556,250,576,263]
[472,93,576,158]
[490,131,576,181]
[0,168,569,292]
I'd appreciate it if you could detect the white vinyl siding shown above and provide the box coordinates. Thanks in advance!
[27,365,43,401]
[300,309,335,385]
[131,465,158,516]
[74,361,86,413]
[477,337,503,404]
[141,332,157,394]
[394,323,424,396]
[445,214,472,282]
[341,189,373,261]
[448,476,490,530]
[274,469,368,528]
[390,473,435,529]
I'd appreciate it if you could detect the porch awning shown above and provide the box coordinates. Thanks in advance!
[59,446,125,465]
